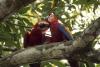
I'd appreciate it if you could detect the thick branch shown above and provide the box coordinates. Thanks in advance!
[81,17,100,44]
[0,14,100,67]
[85,49,100,63]
[0,0,36,21]
[0,42,70,67]
[2,46,18,51]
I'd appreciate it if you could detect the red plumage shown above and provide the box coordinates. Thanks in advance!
[46,13,72,42]
[24,24,43,48]
[47,21,65,42]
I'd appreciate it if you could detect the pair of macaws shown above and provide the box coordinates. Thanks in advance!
[24,13,73,48]
[24,13,78,67]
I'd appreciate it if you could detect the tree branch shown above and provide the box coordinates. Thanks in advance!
[2,46,18,52]
[85,49,100,63]
[0,17,100,67]
[0,0,36,21]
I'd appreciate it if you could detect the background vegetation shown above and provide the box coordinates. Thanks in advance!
[0,0,100,67]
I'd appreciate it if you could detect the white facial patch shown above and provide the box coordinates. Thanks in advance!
[44,28,52,37]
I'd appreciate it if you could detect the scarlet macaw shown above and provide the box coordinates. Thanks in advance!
[46,13,73,43]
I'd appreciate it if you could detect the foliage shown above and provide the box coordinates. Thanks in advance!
[0,0,100,67]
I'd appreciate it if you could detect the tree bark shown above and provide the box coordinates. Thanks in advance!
[0,0,36,21]
[0,17,100,67]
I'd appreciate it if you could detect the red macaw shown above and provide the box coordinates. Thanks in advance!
[24,20,51,48]
[24,26,42,48]
[46,13,73,43]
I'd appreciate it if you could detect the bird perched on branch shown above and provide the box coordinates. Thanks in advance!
[46,13,79,67]
[24,20,50,67]
[23,13,78,67]
[46,13,73,42]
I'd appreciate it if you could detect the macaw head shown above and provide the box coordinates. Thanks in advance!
[47,13,58,23]
[36,20,51,37]
[36,20,50,31]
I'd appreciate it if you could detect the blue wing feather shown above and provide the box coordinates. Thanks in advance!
[57,23,73,40]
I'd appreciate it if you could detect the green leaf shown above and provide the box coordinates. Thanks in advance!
[86,62,95,67]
